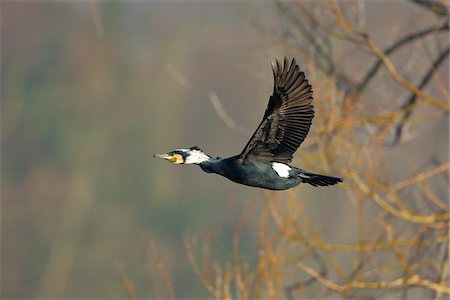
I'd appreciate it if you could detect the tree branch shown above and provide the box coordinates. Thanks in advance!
[389,46,449,146]
[409,0,450,17]
[357,22,449,93]
[208,91,251,137]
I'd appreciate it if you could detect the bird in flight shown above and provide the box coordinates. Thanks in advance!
[154,57,342,190]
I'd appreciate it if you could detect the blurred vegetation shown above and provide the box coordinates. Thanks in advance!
[2,0,449,299]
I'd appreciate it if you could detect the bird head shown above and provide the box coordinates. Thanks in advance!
[154,146,210,165]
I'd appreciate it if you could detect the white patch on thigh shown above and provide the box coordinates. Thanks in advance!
[272,162,291,178]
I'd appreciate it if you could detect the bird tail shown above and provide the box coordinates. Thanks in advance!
[299,171,343,187]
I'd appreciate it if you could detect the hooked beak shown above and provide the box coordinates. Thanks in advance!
[154,153,172,160]
[154,152,184,164]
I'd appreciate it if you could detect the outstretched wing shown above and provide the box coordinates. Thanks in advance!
[239,57,314,163]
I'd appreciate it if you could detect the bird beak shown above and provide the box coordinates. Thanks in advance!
[154,153,172,160]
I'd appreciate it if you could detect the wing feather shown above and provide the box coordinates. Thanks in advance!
[239,57,314,163]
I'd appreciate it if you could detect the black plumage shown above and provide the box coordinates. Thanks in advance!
[154,57,342,190]
[239,57,314,163]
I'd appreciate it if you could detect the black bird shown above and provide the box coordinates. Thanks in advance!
[154,58,342,190]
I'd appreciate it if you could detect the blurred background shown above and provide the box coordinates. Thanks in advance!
[2,1,449,299]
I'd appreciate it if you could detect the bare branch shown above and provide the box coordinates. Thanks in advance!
[409,0,450,17]
[357,22,449,93]
[297,262,450,294]
[275,1,335,74]
[275,1,356,93]
[328,0,449,111]
[388,46,449,146]
[208,91,251,137]
[394,161,450,191]
[88,1,104,37]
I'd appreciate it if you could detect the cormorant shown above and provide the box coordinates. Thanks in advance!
[154,57,342,190]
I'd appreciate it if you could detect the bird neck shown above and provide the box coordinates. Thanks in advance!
[199,157,223,174]
[184,150,212,164]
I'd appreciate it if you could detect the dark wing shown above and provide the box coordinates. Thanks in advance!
[239,57,314,163]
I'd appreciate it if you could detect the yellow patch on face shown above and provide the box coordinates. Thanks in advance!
[172,153,184,164]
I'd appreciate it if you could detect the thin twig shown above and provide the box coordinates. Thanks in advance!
[357,22,449,93]
[297,262,450,294]
[409,0,450,17]
[116,262,137,300]
[88,1,104,37]
[139,231,156,300]
[394,161,450,190]
[389,46,449,146]
[209,91,251,137]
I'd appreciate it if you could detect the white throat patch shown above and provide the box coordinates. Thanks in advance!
[272,162,291,178]
[182,149,211,164]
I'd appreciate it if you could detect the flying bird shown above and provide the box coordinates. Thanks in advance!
[154,58,342,190]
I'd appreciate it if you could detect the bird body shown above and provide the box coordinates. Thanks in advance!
[199,156,338,190]
[154,58,343,190]
[200,156,300,190]
[199,155,341,190]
